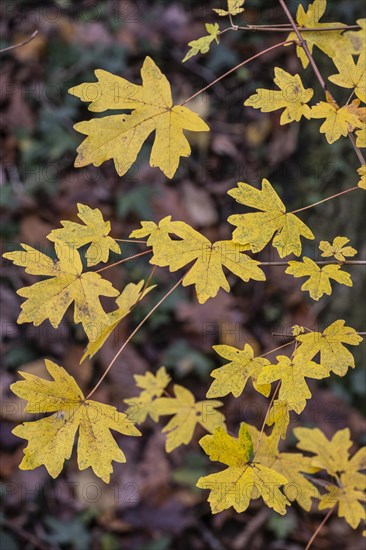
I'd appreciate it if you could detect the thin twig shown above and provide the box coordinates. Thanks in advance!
[0,30,39,54]
[236,24,360,32]
[260,341,295,357]
[86,274,185,399]
[113,238,147,243]
[253,381,281,456]
[260,260,366,266]
[305,505,336,550]
[290,186,359,214]
[277,0,365,166]
[94,250,151,273]
[181,39,295,105]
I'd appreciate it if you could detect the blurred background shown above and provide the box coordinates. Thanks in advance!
[1,1,365,548]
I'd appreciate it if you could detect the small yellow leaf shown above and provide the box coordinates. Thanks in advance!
[213,0,245,16]
[294,427,366,528]
[130,216,265,304]
[152,385,225,452]
[69,57,209,179]
[345,19,366,55]
[182,23,220,62]
[319,236,357,262]
[228,179,314,257]
[81,280,155,361]
[292,325,305,336]
[257,354,329,414]
[286,0,349,68]
[310,100,362,144]
[294,319,363,376]
[358,165,366,189]
[197,424,290,514]
[244,68,314,125]
[266,399,291,441]
[329,53,366,103]
[3,242,119,341]
[11,360,141,483]
[48,203,120,267]
[207,343,271,398]
[286,257,353,301]
[124,367,171,424]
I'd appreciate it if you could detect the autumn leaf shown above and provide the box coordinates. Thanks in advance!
[266,399,291,441]
[244,68,314,125]
[294,427,366,528]
[124,367,171,423]
[11,360,141,483]
[228,179,314,257]
[286,0,348,68]
[48,203,120,267]
[81,280,155,361]
[286,257,353,301]
[310,100,362,144]
[197,424,290,514]
[152,385,225,452]
[319,237,357,262]
[358,165,366,189]
[69,57,209,179]
[206,343,271,398]
[292,325,305,336]
[3,242,119,342]
[183,23,220,62]
[257,354,329,414]
[294,320,363,376]
[345,19,366,54]
[249,426,319,511]
[130,216,265,304]
[329,53,366,103]
[213,0,245,16]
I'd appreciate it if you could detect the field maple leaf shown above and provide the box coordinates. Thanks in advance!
[329,53,366,103]
[319,236,357,262]
[152,385,225,452]
[11,360,141,483]
[244,68,314,124]
[228,179,314,257]
[48,203,120,267]
[294,320,363,377]
[207,343,271,398]
[257,354,329,413]
[197,423,290,514]
[183,23,220,62]
[124,367,171,424]
[345,18,366,54]
[358,165,366,189]
[286,257,352,300]
[213,0,245,16]
[69,57,209,178]
[286,0,348,68]
[130,216,265,304]
[310,100,362,144]
[3,242,119,341]
[294,427,366,528]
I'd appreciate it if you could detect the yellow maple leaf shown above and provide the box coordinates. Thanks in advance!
[81,280,154,361]
[266,399,291,441]
[292,324,305,336]
[152,385,225,452]
[310,100,362,144]
[257,354,329,414]
[294,320,363,376]
[124,367,171,424]
[207,343,271,398]
[48,203,120,267]
[319,236,357,262]
[3,242,119,341]
[197,423,290,514]
[294,427,366,528]
[130,216,265,304]
[183,23,220,62]
[213,0,245,16]
[329,53,366,103]
[11,360,141,483]
[286,257,353,301]
[345,19,366,55]
[286,0,349,68]
[69,57,209,179]
[228,179,314,257]
[249,426,319,511]
[244,68,314,125]
[358,165,366,189]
